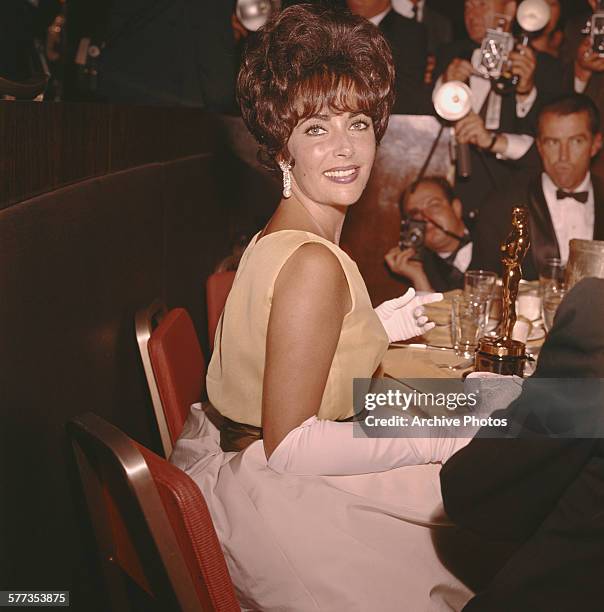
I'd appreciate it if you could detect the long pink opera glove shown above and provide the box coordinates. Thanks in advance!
[374,288,444,342]
[267,416,469,476]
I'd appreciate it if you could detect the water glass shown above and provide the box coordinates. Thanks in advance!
[542,284,567,332]
[539,257,565,295]
[451,295,487,357]
[465,270,497,332]
[464,270,497,301]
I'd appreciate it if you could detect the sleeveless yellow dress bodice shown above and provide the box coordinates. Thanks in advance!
[206,230,389,427]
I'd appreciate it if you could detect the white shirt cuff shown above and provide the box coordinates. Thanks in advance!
[515,86,537,118]
[496,134,535,161]
[575,76,589,93]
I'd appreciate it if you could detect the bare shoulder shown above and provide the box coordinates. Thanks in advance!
[275,242,350,313]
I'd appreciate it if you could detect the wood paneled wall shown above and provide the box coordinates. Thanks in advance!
[0,101,220,210]
[0,101,280,610]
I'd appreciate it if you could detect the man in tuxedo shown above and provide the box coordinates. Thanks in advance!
[476,94,604,280]
[434,0,567,219]
[391,0,452,55]
[346,0,431,114]
[384,177,496,291]
[440,277,604,610]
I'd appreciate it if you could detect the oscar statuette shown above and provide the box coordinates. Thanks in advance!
[474,207,530,376]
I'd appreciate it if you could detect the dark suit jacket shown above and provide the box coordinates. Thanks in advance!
[475,173,604,280]
[440,277,604,611]
[419,238,490,292]
[433,39,568,217]
[422,3,452,55]
[379,10,432,115]
[98,0,237,111]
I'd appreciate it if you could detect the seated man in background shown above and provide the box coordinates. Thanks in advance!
[478,94,604,280]
[385,177,495,292]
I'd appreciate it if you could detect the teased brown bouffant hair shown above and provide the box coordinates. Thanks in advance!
[237,4,395,170]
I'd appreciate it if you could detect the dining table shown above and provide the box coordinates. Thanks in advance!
[380,287,547,382]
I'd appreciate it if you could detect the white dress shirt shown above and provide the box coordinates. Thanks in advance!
[575,77,589,93]
[438,240,474,274]
[542,172,595,264]
[392,0,424,22]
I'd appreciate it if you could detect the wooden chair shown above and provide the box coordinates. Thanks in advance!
[67,412,240,612]
[206,271,236,352]
[135,301,205,457]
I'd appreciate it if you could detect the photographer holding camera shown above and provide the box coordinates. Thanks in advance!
[433,0,567,219]
[385,177,495,292]
[562,1,604,92]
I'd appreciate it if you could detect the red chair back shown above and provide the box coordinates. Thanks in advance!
[148,308,206,450]
[68,412,240,612]
[206,271,236,352]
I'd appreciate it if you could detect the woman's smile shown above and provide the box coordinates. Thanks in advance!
[323,165,360,183]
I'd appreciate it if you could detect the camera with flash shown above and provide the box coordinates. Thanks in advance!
[476,0,551,92]
[583,1,604,57]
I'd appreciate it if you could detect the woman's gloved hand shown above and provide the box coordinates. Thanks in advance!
[374,288,443,342]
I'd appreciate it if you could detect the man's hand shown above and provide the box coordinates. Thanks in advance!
[385,247,433,292]
[443,58,473,83]
[509,44,536,96]
[455,112,493,149]
[575,36,604,83]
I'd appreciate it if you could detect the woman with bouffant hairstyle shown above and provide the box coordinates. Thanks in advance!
[237,4,394,169]
[172,5,473,610]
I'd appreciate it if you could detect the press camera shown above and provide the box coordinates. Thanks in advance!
[399,218,426,261]
[583,1,604,57]
[477,16,515,83]
[476,0,551,94]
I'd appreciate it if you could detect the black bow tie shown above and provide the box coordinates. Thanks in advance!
[556,189,589,204]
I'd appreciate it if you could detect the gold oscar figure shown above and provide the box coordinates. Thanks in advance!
[474,207,530,376]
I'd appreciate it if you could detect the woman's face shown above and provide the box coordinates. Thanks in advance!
[285,109,376,208]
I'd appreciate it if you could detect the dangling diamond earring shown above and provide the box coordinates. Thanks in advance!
[279,160,292,198]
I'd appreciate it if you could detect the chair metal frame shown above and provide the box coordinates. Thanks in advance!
[134,299,172,456]
[68,413,206,611]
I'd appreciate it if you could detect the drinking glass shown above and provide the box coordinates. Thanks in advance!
[539,257,565,295]
[464,270,497,301]
[451,295,487,357]
[542,284,567,332]
[464,270,497,331]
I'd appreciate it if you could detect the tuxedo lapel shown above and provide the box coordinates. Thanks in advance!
[527,176,560,277]
[422,249,464,292]
[592,176,604,240]
[378,9,397,36]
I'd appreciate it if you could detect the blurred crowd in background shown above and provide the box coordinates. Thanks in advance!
[0,0,594,108]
